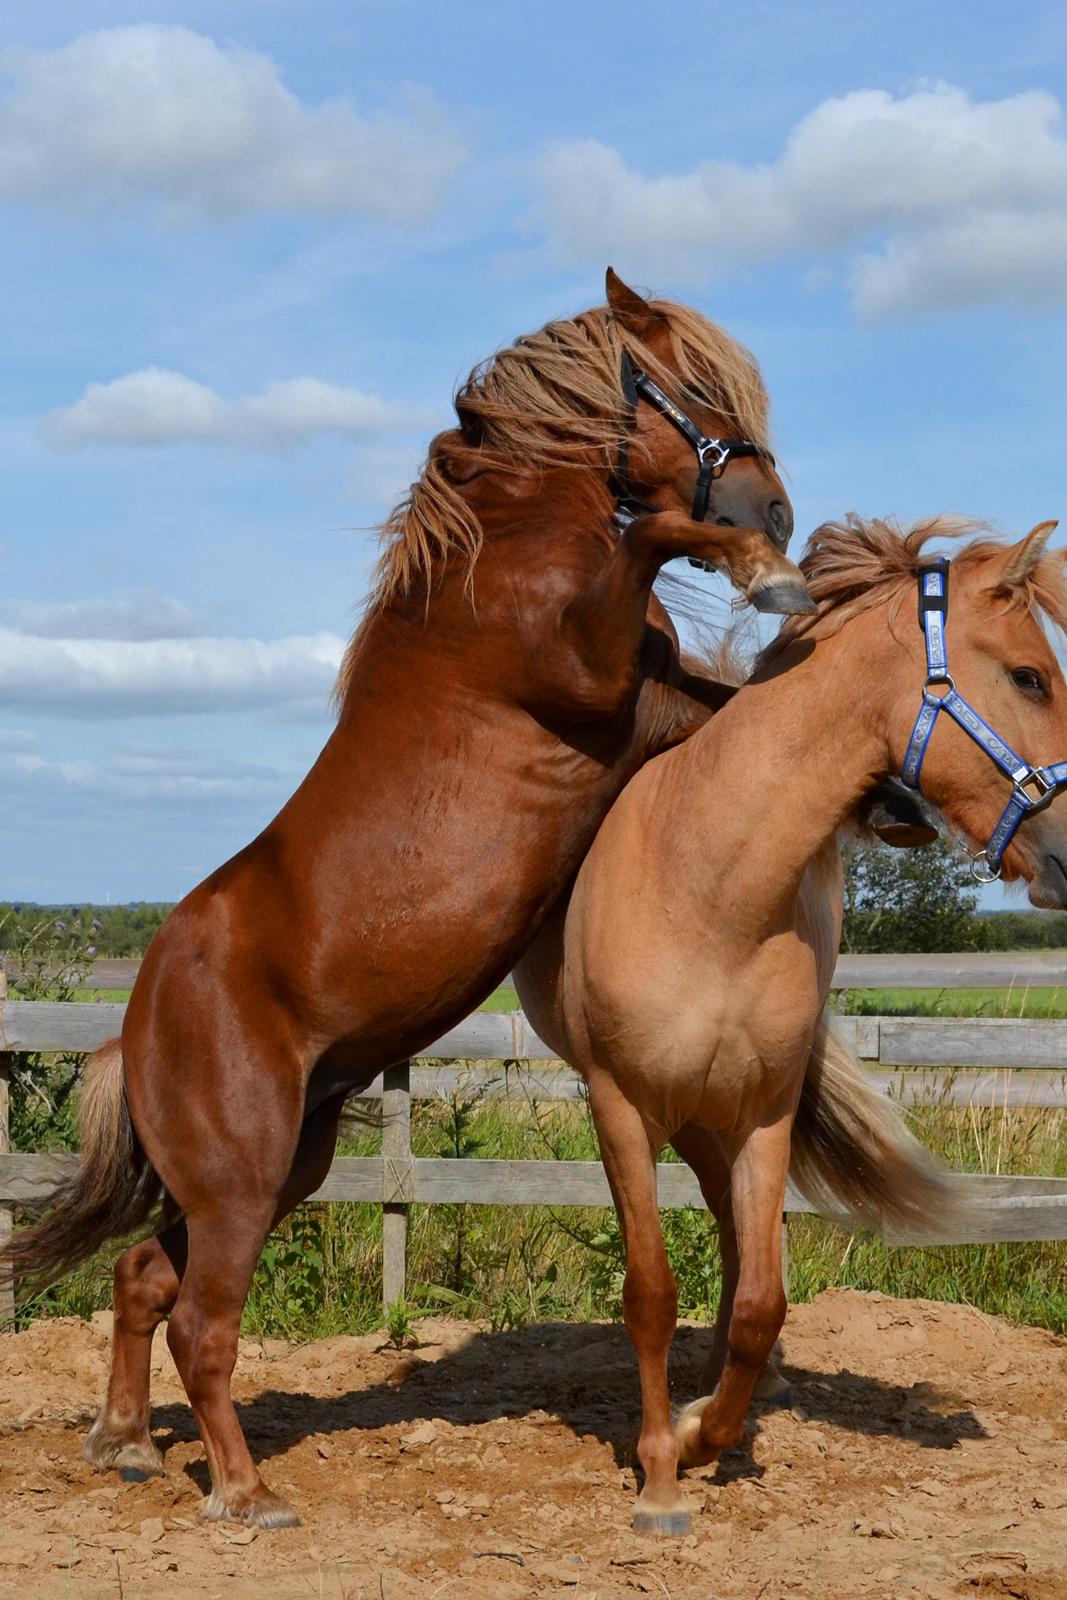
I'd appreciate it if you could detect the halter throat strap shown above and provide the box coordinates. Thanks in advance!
[901,558,1067,881]
[613,350,768,530]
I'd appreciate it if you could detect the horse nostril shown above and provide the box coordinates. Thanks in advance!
[768,499,793,548]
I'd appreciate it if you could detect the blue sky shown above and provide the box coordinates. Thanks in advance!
[3,2,1067,903]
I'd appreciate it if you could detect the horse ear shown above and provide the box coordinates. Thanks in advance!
[990,521,1059,591]
[605,268,660,334]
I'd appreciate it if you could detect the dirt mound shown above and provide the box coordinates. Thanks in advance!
[0,1289,1064,1599]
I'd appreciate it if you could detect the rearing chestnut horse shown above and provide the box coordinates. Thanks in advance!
[9,273,809,1527]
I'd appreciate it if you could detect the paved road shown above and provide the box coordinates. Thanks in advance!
[5,950,1066,993]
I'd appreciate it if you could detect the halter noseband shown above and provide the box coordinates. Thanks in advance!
[613,351,770,535]
[902,558,1067,882]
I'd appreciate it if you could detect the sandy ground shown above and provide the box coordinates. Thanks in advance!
[0,1288,1064,1599]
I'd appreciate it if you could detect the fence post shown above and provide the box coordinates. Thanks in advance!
[0,967,13,1329]
[381,1060,411,1314]
[781,1213,790,1301]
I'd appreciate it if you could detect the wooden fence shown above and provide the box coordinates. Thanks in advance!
[1,956,1067,1322]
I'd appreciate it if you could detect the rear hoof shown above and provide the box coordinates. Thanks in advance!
[674,1395,712,1469]
[84,1423,164,1479]
[755,1383,792,1409]
[201,1487,302,1530]
[750,580,816,616]
[633,1508,692,1538]
[752,1367,793,1405]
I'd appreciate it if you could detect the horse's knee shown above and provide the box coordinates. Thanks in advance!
[623,1254,678,1347]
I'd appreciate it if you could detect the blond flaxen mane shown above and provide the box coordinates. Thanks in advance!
[761,514,1067,666]
[370,296,769,609]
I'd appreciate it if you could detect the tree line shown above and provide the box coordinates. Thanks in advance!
[2,842,1067,959]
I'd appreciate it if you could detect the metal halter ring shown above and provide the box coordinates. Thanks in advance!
[970,850,1001,885]
[922,673,956,702]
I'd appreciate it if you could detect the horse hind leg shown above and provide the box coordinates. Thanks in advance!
[674,1115,792,1470]
[84,1223,186,1480]
[670,1122,790,1406]
[85,1092,346,1518]
[164,1089,348,1528]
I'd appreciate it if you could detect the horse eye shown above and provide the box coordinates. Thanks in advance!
[1010,667,1046,697]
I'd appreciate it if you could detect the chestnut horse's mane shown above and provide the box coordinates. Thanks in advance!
[760,514,1067,667]
[369,296,769,611]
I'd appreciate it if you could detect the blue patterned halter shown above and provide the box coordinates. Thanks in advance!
[901,559,1067,883]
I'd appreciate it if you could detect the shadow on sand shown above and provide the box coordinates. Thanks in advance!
[147,1317,987,1486]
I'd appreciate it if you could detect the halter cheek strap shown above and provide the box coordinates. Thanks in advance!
[613,351,770,535]
[901,558,1067,881]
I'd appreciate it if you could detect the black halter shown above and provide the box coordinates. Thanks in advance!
[613,350,771,531]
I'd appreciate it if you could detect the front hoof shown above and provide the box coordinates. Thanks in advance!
[633,1507,692,1538]
[750,580,816,616]
[201,1487,302,1530]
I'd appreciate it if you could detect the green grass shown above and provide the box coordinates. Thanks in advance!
[19,1088,1066,1342]
[480,985,519,1012]
[838,986,1067,1017]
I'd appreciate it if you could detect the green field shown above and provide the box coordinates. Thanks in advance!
[838,986,1067,1018]
[74,982,1067,1018]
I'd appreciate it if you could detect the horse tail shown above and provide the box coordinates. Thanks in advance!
[2,1039,168,1297]
[789,1014,950,1235]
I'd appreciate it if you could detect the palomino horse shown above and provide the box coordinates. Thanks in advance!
[515,516,1067,1535]
[8,273,811,1528]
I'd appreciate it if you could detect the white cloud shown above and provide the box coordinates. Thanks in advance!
[531,84,1067,315]
[39,370,427,453]
[6,743,293,803]
[0,626,344,717]
[0,592,210,641]
[0,25,467,223]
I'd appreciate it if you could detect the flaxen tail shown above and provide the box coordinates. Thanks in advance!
[1,1039,168,1296]
[790,1015,953,1237]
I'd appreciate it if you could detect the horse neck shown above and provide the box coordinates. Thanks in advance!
[679,614,903,923]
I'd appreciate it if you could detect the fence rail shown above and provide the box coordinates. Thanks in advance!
[1,985,1066,1318]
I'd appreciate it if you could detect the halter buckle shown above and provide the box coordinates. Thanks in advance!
[970,850,1001,884]
[1013,766,1057,815]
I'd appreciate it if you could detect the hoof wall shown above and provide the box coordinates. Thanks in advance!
[120,1466,153,1484]
[633,1509,692,1538]
[750,582,816,616]
[201,1490,302,1530]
